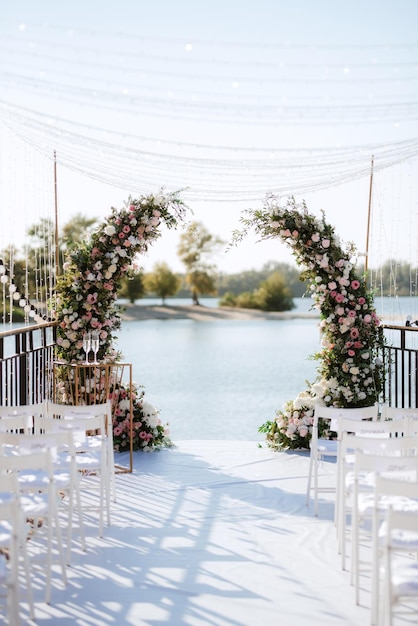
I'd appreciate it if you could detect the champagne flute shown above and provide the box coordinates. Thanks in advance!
[82,332,91,364]
[91,331,100,364]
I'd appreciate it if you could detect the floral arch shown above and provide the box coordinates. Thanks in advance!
[236,195,385,450]
[51,190,188,451]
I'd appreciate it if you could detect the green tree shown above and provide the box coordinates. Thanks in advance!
[177,221,224,305]
[143,262,181,304]
[60,213,98,252]
[254,271,294,311]
[219,270,294,312]
[119,272,146,303]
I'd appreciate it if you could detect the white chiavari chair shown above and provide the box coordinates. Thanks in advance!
[44,403,111,537]
[340,427,415,573]
[46,401,115,503]
[371,475,418,626]
[349,438,418,606]
[0,472,35,624]
[33,416,86,564]
[306,401,378,518]
[381,507,418,626]
[0,433,67,604]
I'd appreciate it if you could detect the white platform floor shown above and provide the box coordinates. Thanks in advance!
[15,441,417,625]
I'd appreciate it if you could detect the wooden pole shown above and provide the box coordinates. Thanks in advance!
[54,151,60,277]
[365,155,374,274]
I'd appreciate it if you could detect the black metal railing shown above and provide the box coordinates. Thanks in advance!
[1,321,418,410]
[0,322,57,406]
[382,324,418,408]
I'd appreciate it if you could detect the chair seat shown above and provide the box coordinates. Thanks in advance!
[379,521,418,550]
[19,493,50,517]
[75,451,102,471]
[359,493,418,518]
[18,469,51,490]
[392,560,418,597]
[0,522,13,548]
[317,438,338,455]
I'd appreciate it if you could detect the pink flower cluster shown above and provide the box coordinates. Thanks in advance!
[53,191,187,363]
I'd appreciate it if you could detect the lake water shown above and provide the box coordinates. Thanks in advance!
[114,295,418,442]
[4,295,418,442]
[114,297,320,441]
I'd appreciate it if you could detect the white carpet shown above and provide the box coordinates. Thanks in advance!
[19,441,416,625]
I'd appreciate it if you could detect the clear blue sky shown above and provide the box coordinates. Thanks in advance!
[0,0,417,273]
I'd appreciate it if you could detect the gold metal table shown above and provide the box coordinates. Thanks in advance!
[53,361,133,472]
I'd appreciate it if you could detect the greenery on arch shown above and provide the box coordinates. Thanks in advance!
[52,190,187,363]
[51,190,188,452]
[236,195,385,450]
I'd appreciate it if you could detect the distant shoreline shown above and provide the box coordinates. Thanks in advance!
[121,303,320,322]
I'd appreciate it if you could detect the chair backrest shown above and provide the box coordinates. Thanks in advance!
[313,401,379,443]
[344,432,418,460]
[380,404,418,421]
[384,507,418,546]
[45,401,112,434]
[338,416,412,439]
[375,473,418,503]
[32,416,77,452]
[0,404,44,434]
[314,402,378,426]
[0,433,55,475]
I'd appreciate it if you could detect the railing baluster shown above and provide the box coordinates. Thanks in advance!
[0,322,57,405]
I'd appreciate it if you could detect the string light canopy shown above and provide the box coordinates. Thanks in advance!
[0,21,417,191]
[0,20,418,329]
[0,100,417,202]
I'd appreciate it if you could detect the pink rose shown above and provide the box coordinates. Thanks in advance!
[322,239,330,248]
[351,280,360,290]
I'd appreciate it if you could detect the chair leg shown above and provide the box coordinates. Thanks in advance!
[306,452,314,506]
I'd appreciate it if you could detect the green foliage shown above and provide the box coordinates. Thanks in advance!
[52,191,187,363]
[234,291,259,308]
[60,214,98,252]
[236,195,385,449]
[177,221,224,305]
[218,262,308,298]
[219,270,294,312]
[143,262,181,304]
[254,271,294,311]
[119,272,146,303]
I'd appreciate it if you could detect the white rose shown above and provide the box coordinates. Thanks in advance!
[142,401,157,416]
[104,225,116,236]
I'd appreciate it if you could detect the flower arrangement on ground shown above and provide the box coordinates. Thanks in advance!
[111,383,172,452]
[51,190,187,452]
[236,195,385,450]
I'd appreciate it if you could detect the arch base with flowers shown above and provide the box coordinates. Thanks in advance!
[236,195,385,451]
[51,190,188,452]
